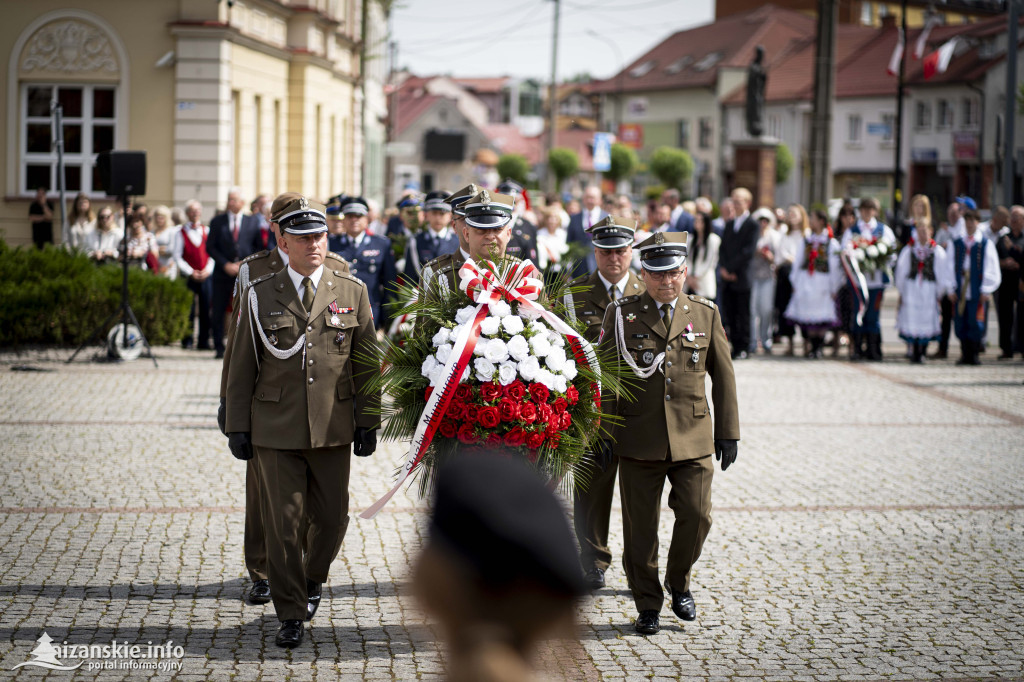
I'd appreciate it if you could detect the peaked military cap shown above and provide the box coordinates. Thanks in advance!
[637,231,688,271]
[448,184,479,217]
[274,196,328,235]
[462,190,515,229]
[423,190,452,213]
[496,179,525,197]
[397,194,422,210]
[587,214,637,249]
[340,195,369,216]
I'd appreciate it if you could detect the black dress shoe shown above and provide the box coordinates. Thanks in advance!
[670,589,697,621]
[214,349,225,359]
[248,579,271,605]
[634,609,660,635]
[275,619,304,648]
[583,568,605,591]
[305,580,322,621]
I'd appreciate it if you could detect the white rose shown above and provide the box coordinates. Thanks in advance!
[530,334,552,358]
[428,366,445,388]
[866,245,879,258]
[545,346,567,372]
[488,300,512,318]
[529,319,548,334]
[455,305,477,325]
[474,341,487,356]
[421,354,439,378]
[497,361,518,386]
[435,343,453,365]
[855,249,866,261]
[483,337,510,363]
[479,316,501,336]
[507,334,531,361]
[501,315,525,335]
[431,327,451,347]
[518,355,541,381]
[877,242,889,255]
[474,357,496,382]
[535,368,556,390]
[562,359,578,381]
[520,305,542,321]
[547,331,565,347]
[552,374,568,394]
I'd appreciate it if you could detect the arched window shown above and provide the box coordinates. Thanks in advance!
[8,10,128,197]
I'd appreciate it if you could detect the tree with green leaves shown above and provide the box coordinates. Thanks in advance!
[648,146,694,191]
[605,143,638,184]
[548,147,579,188]
[776,143,794,184]
[496,154,530,186]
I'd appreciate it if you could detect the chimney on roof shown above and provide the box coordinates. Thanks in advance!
[881,14,897,30]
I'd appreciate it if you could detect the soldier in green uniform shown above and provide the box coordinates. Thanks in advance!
[224,196,380,648]
[562,215,645,591]
[217,192,349,608]
[597,231,740,635]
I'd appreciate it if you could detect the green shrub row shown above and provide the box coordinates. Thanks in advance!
[0,241,192,347]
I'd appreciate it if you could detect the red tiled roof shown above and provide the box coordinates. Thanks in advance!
[484,124,542,164]
[393,77,442,137]
[588,4,816,94]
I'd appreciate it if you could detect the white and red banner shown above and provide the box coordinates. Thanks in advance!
[914,15,942,59]
[887,28,904,77]
[923,38,958,80]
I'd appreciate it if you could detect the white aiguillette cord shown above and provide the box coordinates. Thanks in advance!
[248,286,307,371]
[615,306,664,378]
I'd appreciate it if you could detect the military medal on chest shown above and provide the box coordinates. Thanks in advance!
[642,350,654,364]
[335,331,346,345]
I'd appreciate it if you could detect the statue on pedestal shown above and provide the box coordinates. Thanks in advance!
[746,45,766,138]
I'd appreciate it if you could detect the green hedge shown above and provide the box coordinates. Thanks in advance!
[0,241,192,347]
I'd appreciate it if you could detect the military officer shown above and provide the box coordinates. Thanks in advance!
[335,195,398,329]
[597,231,740,636]
[562,215,645,592]
[326,200,347,253]
[224,196,380,649]
[497,179,539,263]
[403,190,460,283]
[217,193,350,608]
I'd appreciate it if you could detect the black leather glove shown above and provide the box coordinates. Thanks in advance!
[228,432,253,461]
[715,439,738,471]
[354,427,377,458]
[593,439,614,473]
[217,397,226,436]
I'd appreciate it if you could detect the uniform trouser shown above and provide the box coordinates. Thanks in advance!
[938,297,953,353]
[573,454,619,572]
[619,454,714,612]
[721,284,751,354]
[996,282,1020,355]
[853,287,884,335]
[185,277,212,347]
[244,457,268,581]
[210,276,236,352]
[257,444,351,621]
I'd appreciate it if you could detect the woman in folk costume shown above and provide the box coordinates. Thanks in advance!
[894,217,953,363]
[785,209,843,359]
[941,208,1002,365]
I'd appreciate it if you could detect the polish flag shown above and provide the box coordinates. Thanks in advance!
[914,15,942,59]
[923,38,958,79]
[887,28,904,77]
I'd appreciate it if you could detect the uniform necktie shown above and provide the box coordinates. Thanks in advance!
[661,303,673,326]
[608,284,618,301]
[301,276,314,313]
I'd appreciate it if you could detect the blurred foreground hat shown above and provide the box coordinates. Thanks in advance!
[340,196,369,216]
[429,454,587,597]
[273,196,327,235]
[637,231,688,271]
[463,190,514,229]
[423,190,452,213]
[496,179,524,198]
[955,195,977,211]
[448,184,479,217]
[588,214,637,249]
[397,195,422,210]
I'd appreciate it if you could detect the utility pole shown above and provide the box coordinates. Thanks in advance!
[1004,0,1019,206]
[892,0,908,222]
[546,0,561,191]
[808,0,836,208]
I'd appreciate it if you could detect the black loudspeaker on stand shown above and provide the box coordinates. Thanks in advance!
[67,150,158,366]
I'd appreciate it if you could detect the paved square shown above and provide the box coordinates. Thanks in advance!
[1,319,1022,680]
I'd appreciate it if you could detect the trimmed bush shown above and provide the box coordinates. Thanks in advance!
[0,241,192,347]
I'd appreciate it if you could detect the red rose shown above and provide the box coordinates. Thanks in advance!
[537,403,554,424]
[559,411,572,430]
[457,423,478,444]
[424,387,434,401]
[546,431,562,447]
[477,405,501,429]
[553,397,569,414]
[526,449,539,463]
[525,431,545,449]
[529,383,550,404]
[504,380,526,402]
[565,385,579,405]
[497,398,520,422]
[485,432,502,445]
[519,402,538,424]
[503,426,527,447]
[455,384,473,401]
[445,400,465,421]
[464,404,480,422]
[479,382,502,402]
[438,420,457,439]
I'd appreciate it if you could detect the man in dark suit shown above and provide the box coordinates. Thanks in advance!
[566,185,609,276]
[207,187,247,358]
[238,194,270,258]
[717,187,759,359]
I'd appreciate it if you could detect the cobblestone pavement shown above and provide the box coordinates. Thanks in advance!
[1,303,1022,680]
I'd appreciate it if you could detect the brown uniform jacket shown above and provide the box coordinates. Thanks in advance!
[598,291,739,461]
[224,262,379,450]
[219,250,348,398]
[565,271,645,343]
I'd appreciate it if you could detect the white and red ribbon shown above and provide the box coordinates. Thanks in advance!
[360,259,599,519]
[840,249,869,326]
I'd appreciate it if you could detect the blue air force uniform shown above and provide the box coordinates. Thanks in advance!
[337,196,398,328]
